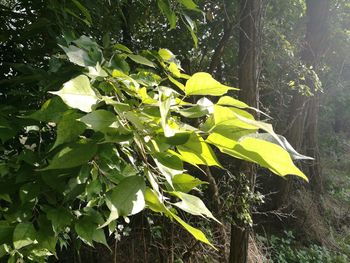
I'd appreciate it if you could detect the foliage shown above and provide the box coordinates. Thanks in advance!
[0,32,310,262]
[259,231,349,263]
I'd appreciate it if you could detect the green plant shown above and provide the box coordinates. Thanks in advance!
[260,231,349,263]
[0,35,310,262]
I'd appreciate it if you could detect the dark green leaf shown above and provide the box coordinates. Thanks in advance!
[52,111,86,149]
[41,140,97,170]
[79,110,117,131]
[127,54,155,68]
[13,223,37,249]
[102,176,146,227]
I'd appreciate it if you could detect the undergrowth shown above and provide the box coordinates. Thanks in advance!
[258,231,348,263]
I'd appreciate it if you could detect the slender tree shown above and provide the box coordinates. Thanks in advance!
[282,0,330,200]
[229,0,262,262]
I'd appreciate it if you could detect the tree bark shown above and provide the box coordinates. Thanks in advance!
[229,0,261,262]
[280,0,329,201]
[302,0,329,193]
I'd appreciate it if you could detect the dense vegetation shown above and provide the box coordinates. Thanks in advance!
[0,0,349,262]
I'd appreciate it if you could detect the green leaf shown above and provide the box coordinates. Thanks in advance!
[208,134,307,180]
[145,189,215,248]
[28,97,68,122]
[183,14,198,47]
[213,106,279,143]
[79,110,117,131]
[236,138,308,180]
[169,211,214,248]
[177,0,199,10]
[112,69,140,89]
[86,179,102,196]
[19,182,40,203]
[75,216,107,247]
[127,54,155,68]
[184,72,237,96]
[109,54,130,74]
[159,132,191,145]
[177,133,222,167]
[0,223,13,244]
[168,62,181,77]
[157,0,177,29]
[0,121,15,143]
[114,43,133,54]
[212,105,257,131]
[87,63,108,78]
[217,96,248,108]
[50,75,98,113]
[158,48,175,61]
[102,176,146,227]
[132,71,162,87]
[178,105,209,118]
[71,0,92,25]
[217,96,269,117]
[59,45,96,67]
[172,174,206,193]
[159,96,173,137]
[207,132,261,161]
[168,75,185,91]
[171,191,220,224]
[206,132,238,149]
[41,140,97,170]
[0,244,9,258]
[153,152,183,188]
[153,152,183,175]
[45,207,73,233]
[144,188,168,213]
[230,111,284,146]
[13,223,37,249]
[242,133,314,160]
[51,111,86,149]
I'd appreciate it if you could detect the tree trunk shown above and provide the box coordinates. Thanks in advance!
[302,0,329,193]
[280,0,329,201]
[229,0,261,262]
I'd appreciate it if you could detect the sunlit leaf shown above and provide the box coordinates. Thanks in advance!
[144,188,168,213]
[184,73,237,96]
[50,75,98,113]
[242,133,314,160]
[217,96,248,108]
[169,211,214,248]
[172,174,207,193]
[171,191,220,223]
[178,0,199,11]
[177,133,222,167]
[158,48,175,61]
[237,137,308,180]
[153,152,183,188]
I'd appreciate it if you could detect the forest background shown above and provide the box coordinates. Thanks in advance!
[0,0,349,262]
